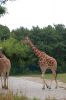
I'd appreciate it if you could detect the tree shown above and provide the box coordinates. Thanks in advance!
[12,27,30,40]
[0,0,16,16]
[0,5,6,16]
[0,24,10,40]
[0,0,15,4]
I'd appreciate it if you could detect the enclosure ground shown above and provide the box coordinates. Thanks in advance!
[0,76,66,100]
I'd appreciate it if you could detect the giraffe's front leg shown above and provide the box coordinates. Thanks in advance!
[3,76,8,89]
[41,72,50,89]
[42,73,52,90]
[41,73,45,89]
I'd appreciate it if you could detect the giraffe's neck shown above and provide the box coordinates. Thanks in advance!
[28,40,44,58]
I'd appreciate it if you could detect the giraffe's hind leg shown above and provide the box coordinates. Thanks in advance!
[50,69,58,89]
[54,75,58,89]
[5,72,9,89]
[41,73,45,89]
[3,72,8,89]
[1,73,5,89]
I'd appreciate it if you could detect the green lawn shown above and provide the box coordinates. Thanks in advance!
[56,73,66,82]
[45,73,66,83]
[21,73,66,83]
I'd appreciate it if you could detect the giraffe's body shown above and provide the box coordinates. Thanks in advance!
[0,51,11,89]
[22,37,58,89]
[39,53,57,71]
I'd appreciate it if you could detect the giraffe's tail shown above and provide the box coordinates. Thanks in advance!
[55,70,58,79]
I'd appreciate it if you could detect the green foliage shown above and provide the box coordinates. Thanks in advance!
[0,0,15,4]
[0,24,10,40]
[0,37,30,75]
[0,0,16,17]
[0,5,6,16]
[12,27,30,40]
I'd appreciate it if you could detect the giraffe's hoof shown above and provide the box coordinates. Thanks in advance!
[42,86,45,90]
[2,86,4,89]
[48,87,51,89]
[2,86,8,89]
[5,86,8,89]
[59,86,64,88]
[47,86,51,89]
[55,86,58,89]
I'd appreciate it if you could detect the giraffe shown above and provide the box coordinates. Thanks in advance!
[21,37,58,89]
[0,50,11,89]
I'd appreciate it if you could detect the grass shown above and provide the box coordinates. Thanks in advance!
[0,92,29,100]
[57,73,66,82]
[45,96,56,100]
[0,92,58,100]
[44,73,66,83]
[3,92,66,100]
[0,92,41,100]
[19,73,66,83]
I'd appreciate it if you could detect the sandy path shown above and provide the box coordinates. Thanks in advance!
[0,76,66,100]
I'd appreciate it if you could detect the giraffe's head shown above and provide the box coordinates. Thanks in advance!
[21,36,30,44]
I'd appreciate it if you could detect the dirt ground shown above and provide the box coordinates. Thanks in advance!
[0,76,66,100]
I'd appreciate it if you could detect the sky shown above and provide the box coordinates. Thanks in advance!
[0,0,66,31]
